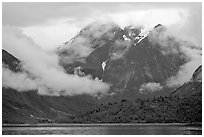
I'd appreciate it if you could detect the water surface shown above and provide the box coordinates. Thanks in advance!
[2,123,202,135]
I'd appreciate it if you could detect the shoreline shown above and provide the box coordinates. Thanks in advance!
[2,122,202,127]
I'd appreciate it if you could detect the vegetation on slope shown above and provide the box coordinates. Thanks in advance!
[56,82,202,124]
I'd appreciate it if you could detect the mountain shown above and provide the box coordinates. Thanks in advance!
[58,23,185,100]
[2,22,202,124]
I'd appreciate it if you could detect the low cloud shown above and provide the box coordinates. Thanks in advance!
[166,47,202,87]
[3,64,38,91]
[2,25,110,96]
[139,82,163,92]
[148,26,202,87]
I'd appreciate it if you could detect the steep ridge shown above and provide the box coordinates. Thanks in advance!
[2,50,21,72]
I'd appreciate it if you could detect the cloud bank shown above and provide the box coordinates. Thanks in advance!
[19,4,201,50]
[2,25,110,96]
[3,64,38,91]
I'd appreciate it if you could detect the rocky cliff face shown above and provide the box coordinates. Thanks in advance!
[2,50,21,72]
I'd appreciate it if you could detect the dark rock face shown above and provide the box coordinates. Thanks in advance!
[2,50,21,72]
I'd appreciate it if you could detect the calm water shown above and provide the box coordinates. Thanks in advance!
[2,123,202,135]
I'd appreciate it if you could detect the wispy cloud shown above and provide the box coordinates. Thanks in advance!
[166,47,202,87]
[110,39,131,60]
[59,21,117,64]
[148,26,202,87]
[139,82,163,93]
[3,64,38,91]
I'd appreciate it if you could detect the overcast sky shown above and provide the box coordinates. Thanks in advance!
[3,2,202,50]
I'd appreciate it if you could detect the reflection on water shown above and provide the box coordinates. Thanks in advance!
[2,123,202,135]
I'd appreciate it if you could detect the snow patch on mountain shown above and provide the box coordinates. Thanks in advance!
[13,107,19,110]
[135,29,149,43]
[49,106,69,115]
[102,60,108,71]
[65,38,75,45]
[123,35,131,41]
[134,26,153,46]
